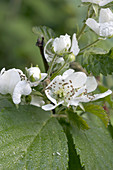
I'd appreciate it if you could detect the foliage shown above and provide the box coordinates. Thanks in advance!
[0,102,68,169]
[81,47,113,76]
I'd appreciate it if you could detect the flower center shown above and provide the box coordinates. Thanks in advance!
[48,79,76,103]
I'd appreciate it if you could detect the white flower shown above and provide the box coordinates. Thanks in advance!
[42,69,112,111]
[0,68,32,104]
[52,34,71,54]
[44,33,80,63]
[82,0,113,6]
[26,66,47,87]
[86,8,113,37]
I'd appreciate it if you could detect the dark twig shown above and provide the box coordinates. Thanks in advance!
[36,37,49,72]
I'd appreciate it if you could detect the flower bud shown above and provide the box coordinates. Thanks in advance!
[26,66,41,82]
[64,53,75,63]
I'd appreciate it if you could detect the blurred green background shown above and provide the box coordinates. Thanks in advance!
[0,0,113,89]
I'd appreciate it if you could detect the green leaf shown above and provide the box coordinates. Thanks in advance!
[66,126,83,170]
[71,114,113,170]
[0,105,68,169]
[81,47,113,76]
[84,103,109,127]
[32,25,55,43]
[108,122,113,139]
[67,109,90,130]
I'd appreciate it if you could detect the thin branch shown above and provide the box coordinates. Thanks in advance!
[36,37,49,72]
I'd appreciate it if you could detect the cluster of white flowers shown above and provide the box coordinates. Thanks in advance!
[0,0,113,112]
[0,67,47,105]
[0,64,111,111]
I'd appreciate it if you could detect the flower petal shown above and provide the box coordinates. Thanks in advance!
[56,57,64,64]
[44,38,53,62]
[82,0,100,5]
[86,18,100,35]
[99,8,113,23]
[45,89,57,105]
[0,69,21,95]
[30,95,45,107]
[99,22,113,37]
[86,76,97,93]
[67,72,87,88]
[12,80,32,104]
[99,0,113,6]
[70,33,80,56]
[42,101,63,111]
[42,104,57,111]
[40,73,47,81]
[62,69,74,79]
[92,89,112,101]
[52,34,71,54]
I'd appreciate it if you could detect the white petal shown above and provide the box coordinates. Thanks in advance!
[99,22,113,37]
[99,0,113,6]
[42,101,63,111]
[73,96,91,103]
[82,0,100,5]
[99,8,113,23]
[86,18,100,35]
[70,33,80,56]
[73,86,86,98]
[45,89,57,105]
[13,80,32,104]
[46,75,62,89]
[52,34,71,54]
[0,69,21,95]
[69,99,80,106]
[56,57,64,64]
[62,69,74,79]
[67,72,87,88]
[86,76,97,93]
[42,104,57,111]
[40,73,47,81]
[30,95,45,107]
[44,38,53,62]
[92,89,112,101]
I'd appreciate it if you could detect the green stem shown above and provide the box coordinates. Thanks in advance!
[77,5,94,40]
[80,38,101,52]
[50,62,67,80]
[47,54,57,77]
[77,24,87,40]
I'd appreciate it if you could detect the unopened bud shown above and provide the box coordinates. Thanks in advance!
[64,53,75,63]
